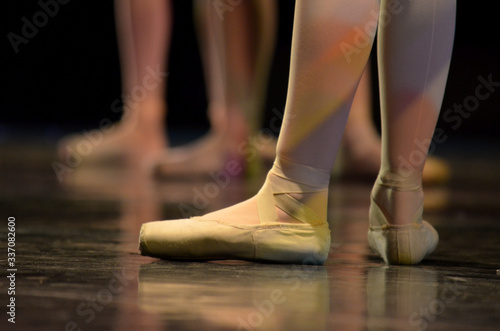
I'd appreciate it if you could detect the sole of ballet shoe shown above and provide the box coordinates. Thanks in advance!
[368,199,438,265]
[139,217,331,265]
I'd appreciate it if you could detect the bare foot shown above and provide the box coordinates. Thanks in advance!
[57,98,167,170]
[152,107,251,178]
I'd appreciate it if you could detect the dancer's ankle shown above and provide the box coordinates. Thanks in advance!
[269,158,331,224]
[123,97,166,128]
[372,169,424,226]
[271,157,331,190]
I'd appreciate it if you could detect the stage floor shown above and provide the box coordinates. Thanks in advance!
[1,138,499,330]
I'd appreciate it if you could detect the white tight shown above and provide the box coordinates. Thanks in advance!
[278,0,456,172]
[275,0,456,224]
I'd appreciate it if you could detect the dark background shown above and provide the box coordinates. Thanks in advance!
[2,1,500,148]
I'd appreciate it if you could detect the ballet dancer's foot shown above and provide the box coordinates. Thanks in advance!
[58,98,167,169]
[152,107,251,178]
[367,171,438,265]
[140,158,331,264]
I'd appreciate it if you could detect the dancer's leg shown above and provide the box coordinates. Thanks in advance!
[336,65,382,178]
[193,0,227,135]
[374,0,456,224]
[154,0,277,177]
[107,0,171,157]
[369,0,456,264]
[207,0,378,225]
[58,0,171,166]
[140,0,379,264]
[220,0,277,135]
[115,0,171,135]
[340,63,451,183]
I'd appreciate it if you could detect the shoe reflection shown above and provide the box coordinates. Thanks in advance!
[138,261,329,330]
[366,266,438,330]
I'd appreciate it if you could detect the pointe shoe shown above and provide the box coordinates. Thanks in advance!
[367,198,438,265]
[139,166,332,264]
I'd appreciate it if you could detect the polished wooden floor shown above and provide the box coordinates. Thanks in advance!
[1,138,499,331]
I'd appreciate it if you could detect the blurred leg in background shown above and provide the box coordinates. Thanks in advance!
[153,0,277,177]
[58,0,171,169]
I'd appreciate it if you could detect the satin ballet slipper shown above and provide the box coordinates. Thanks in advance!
[139,168,331,264]
[367,197,438,265]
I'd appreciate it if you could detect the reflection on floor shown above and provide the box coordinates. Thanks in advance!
[0,139,499,331]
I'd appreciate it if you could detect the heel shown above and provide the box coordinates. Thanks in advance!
[368,198,438,265]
